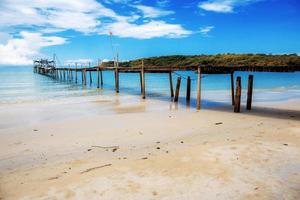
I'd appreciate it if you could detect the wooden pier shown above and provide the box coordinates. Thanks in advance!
[33,54,300,112]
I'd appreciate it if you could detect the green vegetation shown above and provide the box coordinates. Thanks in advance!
[102,54,300,68]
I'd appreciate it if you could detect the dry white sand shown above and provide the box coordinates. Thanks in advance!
[0,96,299,200]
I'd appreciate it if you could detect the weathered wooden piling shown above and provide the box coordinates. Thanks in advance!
[75,63,78,83]
[141,60,145,99]
[97,68,100,88]
[247,75,254,110]
[196,66,202,110]
[234,76,242,113]
[89,63,92,85]
[115,60,119,93]
[174,77,181,102]
[186,76,191,101]
[169,72,174,98]
[231,72,235,105]
[83,69,87,85]
[63,69,66,81]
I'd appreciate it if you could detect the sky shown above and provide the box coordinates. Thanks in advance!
[0,0,299,65]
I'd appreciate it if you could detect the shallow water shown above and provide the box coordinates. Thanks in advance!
[0,66,300,105]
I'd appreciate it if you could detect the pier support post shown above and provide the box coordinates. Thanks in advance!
[63,69,66,81]
[97,68,100,88]
[169,72,174,98]
[70,69,73,81]
[196,66,202,110]
[89,63,92,85]
[100,70,103,87]
[81,69,83,84]
[186,76,191,101]
[75,63,78,83]
[234,76,242,113]
[84,69,87,85]
[174,77,181,102]
[231,72,235,105]
[114,61,119,93]
[247,75,254,110]
[141,60,145,99]
[89,71,92,85]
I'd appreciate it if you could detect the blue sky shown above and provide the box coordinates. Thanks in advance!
[0,0,299,65]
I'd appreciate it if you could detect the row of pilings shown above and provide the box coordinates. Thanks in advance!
[33,64,254,112]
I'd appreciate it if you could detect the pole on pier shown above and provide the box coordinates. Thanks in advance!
[234,76,242,113]
[196,66,202,110]
[141,60,145,99]
[169,72,174,98]
[174,77,181,102]
[246,75,254,110]
[231,72,235,105]
[186,76,191,101]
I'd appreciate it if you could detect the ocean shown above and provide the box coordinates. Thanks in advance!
[1,66,300,106]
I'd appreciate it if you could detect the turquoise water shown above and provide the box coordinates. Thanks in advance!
[0,66,300,105]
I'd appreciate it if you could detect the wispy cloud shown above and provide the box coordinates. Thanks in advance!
[198,0,261,13]
[156,0,170,7]
[99,20,191,39]
[133,5,174,18]
[199,26,215,36]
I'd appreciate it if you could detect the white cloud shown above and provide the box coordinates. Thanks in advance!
[0,31,66,65]
[198,0,260,13]
[199,26,214,35]
[0,0,115,34]
[99,20,191,39]
[134,5,174,18]
[0,0,193,65]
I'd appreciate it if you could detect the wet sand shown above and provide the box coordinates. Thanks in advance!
[0,97,299,199]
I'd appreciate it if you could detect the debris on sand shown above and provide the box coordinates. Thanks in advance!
[91,145,119,152]
[80,164,112,174]
[48,176,60,180]
[215,122,223,125]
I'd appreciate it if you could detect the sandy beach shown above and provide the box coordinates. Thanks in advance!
[0,95,299,200]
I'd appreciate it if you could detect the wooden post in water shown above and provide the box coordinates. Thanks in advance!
[89,62,92,85]
[84,69,87,85]
[231,72,235,105]
[141,60,145,99]
[169,72,174,98]
[63,69,66,81]
[196,66,202,110]
[97,68,99,88]
[246,75,254,110]
[75,63,78,83]
[174,77,181,102]
[115,56,119,93]
[234,76,242,113]
[186,76,191,101]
